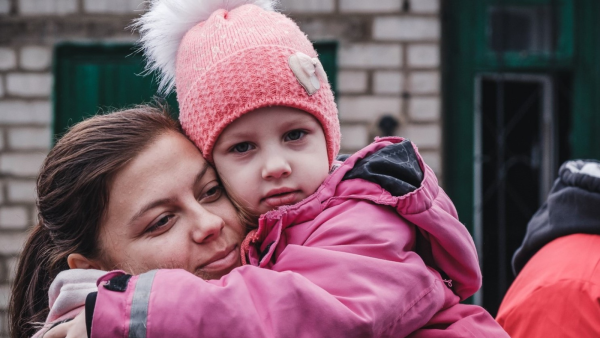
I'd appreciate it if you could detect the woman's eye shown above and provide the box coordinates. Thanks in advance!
[200,184,223,202]
[147,215,174,233]
[231,142,253,153]
[285,130,306,141]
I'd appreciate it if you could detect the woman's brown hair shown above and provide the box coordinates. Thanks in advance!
[9,105,181,338]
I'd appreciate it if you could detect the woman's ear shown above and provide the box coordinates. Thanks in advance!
[67,253,103,270]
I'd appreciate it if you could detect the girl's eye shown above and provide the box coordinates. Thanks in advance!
[231,142,253,153]
[147,215,174,233]
[285,130,306,141]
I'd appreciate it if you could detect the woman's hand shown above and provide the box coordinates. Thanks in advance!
[44,311,87,338]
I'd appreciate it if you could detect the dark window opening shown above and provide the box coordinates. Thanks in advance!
[477,74,572,315]
[489,6,556,53]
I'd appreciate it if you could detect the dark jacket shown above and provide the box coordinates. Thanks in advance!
[512,159,600,275]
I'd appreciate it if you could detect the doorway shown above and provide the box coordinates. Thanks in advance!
[473,74,572,311]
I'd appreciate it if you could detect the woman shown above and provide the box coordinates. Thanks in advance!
[10,106,246,338]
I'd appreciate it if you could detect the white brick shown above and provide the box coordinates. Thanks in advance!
[0,233,27,255]
[337,71,368,94]
[339,44,402,69]
[374,71,404,94]
[409,97,440,122]
[0,285,9,311]
[31,206,38,226]
[7,180,36,203]
[0,0,9,14]
[279,0,335,13]
[20,46,52,71]
[420,150,442,174]
[408,44,440,68]
[410,71,439,94]
[0,153,46,177]
[6,73,52,97]
[0,310,6,336]
[340,0,401,13]
[0,49,16,71]
[0,207,28,230]
[0,101,52,124]
[339,96,401,122]
[341,124,369,150]
[83,0,144,13]
[7,257,19,283]
[411,0,439,13]
[401,124,440,148]
[8,127,51,150]
[374,17,439,41]
[19,0,77,15]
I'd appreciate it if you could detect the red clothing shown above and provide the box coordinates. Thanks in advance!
[497,234,600,338]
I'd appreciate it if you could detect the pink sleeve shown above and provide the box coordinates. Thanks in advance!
[395,161,482,300]
[92,268,446,337]
[408,303,509,338]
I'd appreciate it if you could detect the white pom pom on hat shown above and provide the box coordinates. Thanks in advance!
[133,0,278,94]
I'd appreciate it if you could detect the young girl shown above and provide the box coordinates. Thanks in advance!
[36,1,508,337]
[50,0,506,337]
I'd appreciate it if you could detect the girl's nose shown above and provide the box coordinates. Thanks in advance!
[191,207,225,244]
[261,155,292,180]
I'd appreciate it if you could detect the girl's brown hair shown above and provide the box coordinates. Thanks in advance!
[9,105,181,338]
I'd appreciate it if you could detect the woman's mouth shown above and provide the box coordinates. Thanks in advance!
[199,245,240,274]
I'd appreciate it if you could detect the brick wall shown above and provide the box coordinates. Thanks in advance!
[0,0,440,336]
[279,0,442,174]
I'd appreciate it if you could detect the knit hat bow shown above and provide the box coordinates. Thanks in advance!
[288,52,328,96]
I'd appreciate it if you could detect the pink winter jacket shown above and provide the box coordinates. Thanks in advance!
[87,137,507,337]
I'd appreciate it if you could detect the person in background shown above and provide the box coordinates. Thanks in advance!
[497,160,600,337]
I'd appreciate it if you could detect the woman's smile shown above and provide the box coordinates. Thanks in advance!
[199,245,240,274]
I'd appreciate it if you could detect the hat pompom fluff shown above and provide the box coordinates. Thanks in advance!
[133,0,278,94]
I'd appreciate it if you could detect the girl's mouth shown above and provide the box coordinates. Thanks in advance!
[262,188,301,208]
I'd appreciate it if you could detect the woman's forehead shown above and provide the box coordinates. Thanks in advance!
[104,132,212,222]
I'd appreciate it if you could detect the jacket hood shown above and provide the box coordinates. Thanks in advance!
[512,160,600,275]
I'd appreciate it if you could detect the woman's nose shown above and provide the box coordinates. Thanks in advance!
[261,155,292,180]
[191,207,225,244]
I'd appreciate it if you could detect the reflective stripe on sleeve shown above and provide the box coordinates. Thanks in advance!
[128,270,157,338]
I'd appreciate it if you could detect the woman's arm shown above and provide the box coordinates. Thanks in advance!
[88,207,447,338]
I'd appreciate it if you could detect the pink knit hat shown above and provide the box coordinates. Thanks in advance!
[136,0,340,165]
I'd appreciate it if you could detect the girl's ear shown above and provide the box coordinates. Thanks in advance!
[67,253,103,270]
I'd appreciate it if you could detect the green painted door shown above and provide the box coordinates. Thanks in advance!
[53,42,337,138]
[443,0,600,314]
[53,43,178,137]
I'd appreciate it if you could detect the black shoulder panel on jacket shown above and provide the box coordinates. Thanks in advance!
[343,140,423,197]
